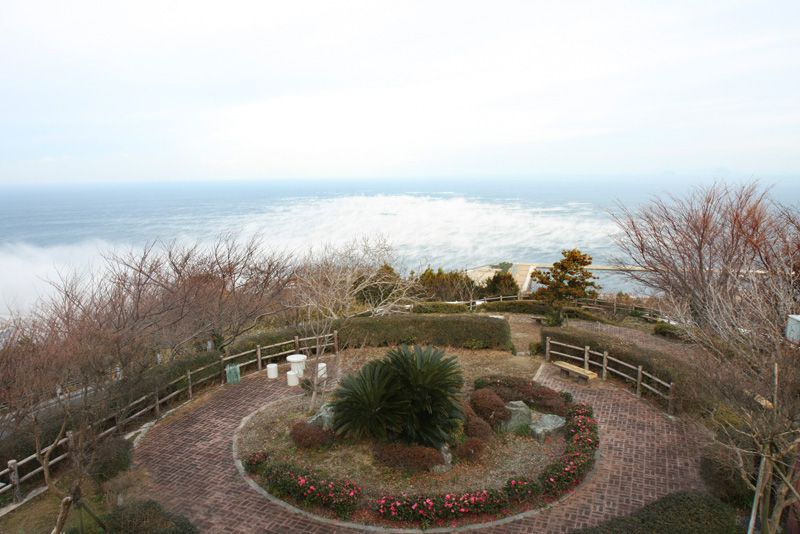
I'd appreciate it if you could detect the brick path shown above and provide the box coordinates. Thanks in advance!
[135,364,706,533]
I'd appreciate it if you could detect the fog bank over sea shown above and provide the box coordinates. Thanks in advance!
[1,177,798,311]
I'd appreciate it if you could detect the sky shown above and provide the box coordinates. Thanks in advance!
[1,0,799,183]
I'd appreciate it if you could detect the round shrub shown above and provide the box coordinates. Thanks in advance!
[572,491,739,534]
[89,436,133,483]
[373,442,444,473]
[289,421,334,449]
[465,414,493,440]
[700,451,753,508]
[332,345,464,447]
[455,438,486,462]
[104,500,198,534]
[470,388,511,427]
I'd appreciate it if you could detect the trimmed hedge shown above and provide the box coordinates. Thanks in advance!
[89,436,133,483]
[480,300,551,314]
[412,303,470,314]
[541,326,703,413]
[340,315,513,351]
[654,322,688,340]
[700,449,754,509]
[571,491,741,534]
[103,500,198,534]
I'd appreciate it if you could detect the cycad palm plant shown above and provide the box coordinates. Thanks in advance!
[331,345,463,447]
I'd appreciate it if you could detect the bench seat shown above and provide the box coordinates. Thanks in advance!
[553,361,597,382]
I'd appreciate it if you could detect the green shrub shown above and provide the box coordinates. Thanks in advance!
[289,421,334,449]
[470,388,511,428]
[412,302,470,314]
[572,491,741,534]
[89,436,133,483]
[331,345,464,447]
[654,322,687,340]
[562,306,618,324]
[541,326,702,413]
[480,300,551,314]
[529,341,541,355]
[543,309,564,326]
[373,442,444,472]
[700,449,754,509]
[104,500,198,534]
[339,315,512,351]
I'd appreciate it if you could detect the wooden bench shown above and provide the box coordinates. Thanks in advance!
[553,361,597,382]
[531,315,546,323]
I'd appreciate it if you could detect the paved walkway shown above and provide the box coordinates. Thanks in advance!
[135,364,706,533]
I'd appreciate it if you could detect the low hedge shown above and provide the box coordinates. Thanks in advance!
[571,491,741,534]
[541,326,703,413]
[89,436,133,483]
[479,300,551,314]
[339,315,513,351]
[102,500,198,534]
[412,303,470,314]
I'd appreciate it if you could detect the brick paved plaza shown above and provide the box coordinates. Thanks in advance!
[134,363,706,533]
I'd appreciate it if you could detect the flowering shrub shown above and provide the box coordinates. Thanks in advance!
[262,462,362,519]
[373,442,444,473]
[504,477,541,502]
[289,421,335,449]
[243,451,270,473]
[375,489,507,522]
[540,403,599,497]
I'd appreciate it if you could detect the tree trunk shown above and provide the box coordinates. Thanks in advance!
[51,496,72,534]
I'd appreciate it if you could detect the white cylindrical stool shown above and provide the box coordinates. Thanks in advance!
[266,363,278,379]
[286,354,307,377]
[287,370,299,386]
[317,362,327,379]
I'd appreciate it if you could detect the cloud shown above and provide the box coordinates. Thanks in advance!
[1,1,799,181]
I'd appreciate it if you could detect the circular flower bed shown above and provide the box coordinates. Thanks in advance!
[240,347,600,528]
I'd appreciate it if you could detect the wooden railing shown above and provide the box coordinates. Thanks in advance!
[575,298,664,321]
[0,331,337,508]
[545,336,674,413]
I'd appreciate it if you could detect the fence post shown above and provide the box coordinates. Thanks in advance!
[186,370,193,400]
[8,459,20,502]
[583,346,590,371]
[545,337,551,362]
[257,345,262,371]
[333,330,339,354]
[636,366,643,397]
[154,387,161,418]
[668,383,674,414]
[294,335,300,352]
[219,354,226,384]
[602,351,608,380]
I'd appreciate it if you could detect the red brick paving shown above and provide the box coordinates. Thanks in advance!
[135,364,706,533]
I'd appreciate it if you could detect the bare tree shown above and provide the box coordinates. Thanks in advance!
[614,182,800,534]
[290,237,418,408]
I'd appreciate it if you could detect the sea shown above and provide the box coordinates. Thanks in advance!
[1,176,799,311]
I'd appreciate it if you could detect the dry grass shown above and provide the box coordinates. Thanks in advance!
[237,347,557,498]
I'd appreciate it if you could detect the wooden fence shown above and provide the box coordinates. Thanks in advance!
[575,298,663,321]
[545,336,674,413]
[0,331,337,507]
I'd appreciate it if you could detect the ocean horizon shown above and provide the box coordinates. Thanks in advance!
[2,176,799,311]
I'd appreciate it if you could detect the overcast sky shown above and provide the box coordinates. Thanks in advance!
[1,1,799,183]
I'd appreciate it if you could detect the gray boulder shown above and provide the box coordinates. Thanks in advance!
[530,413,566,442]
[308,403,335,431]
[431,444,452,473]
[500,400,532,432]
